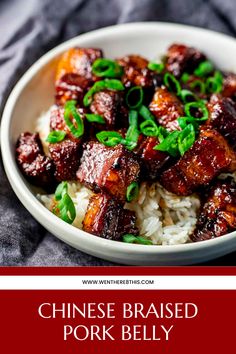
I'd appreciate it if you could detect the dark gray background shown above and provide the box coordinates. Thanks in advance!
[1,0,236,266]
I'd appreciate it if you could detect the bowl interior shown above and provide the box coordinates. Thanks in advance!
[3,22,236,265]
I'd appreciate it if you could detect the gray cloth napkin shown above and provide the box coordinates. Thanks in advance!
[1,0,236,266]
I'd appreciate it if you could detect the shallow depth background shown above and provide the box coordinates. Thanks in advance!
[1,0,236,266]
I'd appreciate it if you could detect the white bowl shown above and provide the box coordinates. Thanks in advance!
[2,22,236,265]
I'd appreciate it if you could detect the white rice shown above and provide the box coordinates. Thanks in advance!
[36,108,201,245]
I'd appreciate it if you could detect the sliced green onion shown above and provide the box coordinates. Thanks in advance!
[126,182,139,202]
[85,113,105,124]
[126,86,144,109]
[184,101,208,121]
[180,72,190,83]
[96,131,123,147]
[55,181,68,201]
[154,130,180,157]
[178,124,195,156]
[123,110,139,150]
[194,60,214,77]
[215,71,224,83]
[180,89,197,104]
[177,116,199,131]
[147,62,164,73]
[124,125,140,150]
[104,79,125,90]
[92,58,123,78]
[83,79,124,107]
[128,109,138,128]
[56,193,76,224]
[139,105,155,121]
[46,130,66,144]
[189,80,206,94]
[140,120,159,137]
[122,234,153,245]
[164,72,181,96]
[206,71,223,94]
[157,126,169,143]
[154,124,196,157]
[64,100,84,138]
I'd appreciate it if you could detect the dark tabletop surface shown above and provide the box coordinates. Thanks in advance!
[1,0,236,266]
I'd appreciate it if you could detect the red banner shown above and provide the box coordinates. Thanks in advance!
[0,267,235,353]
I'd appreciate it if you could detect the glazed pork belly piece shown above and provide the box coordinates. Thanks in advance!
[83,193,138,240]
[222,72,236,100]
[90,89,128,129]
[48,106,84,181]
[77,141,140,203]
[135,135,170,180]
[56,47,103,81]
[160,129,236,196]
[16,132,55,190]
[55,47,103,105]
[191,178,236,242]
[207,94,236,149]
[55,73,91,106]
[117,54,154,89]
[149,87,184,131]
[165,43,206,78]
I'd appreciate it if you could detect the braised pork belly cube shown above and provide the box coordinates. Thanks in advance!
[136,135,170,180]
[16,132,55,190]
[149,87,184,131]
[207,94,236,149]
[90,89,128,129]
[222,72,236,99]
[117,55,153,89]
[55,47,103,105]
[160,129,236,196]
[191,178,236,242]
[77,142,140,203]
[165,44,206,78]
[83,193,138,240]
[55,73,90,106]
[49,106,84,181]
[49,139,82,181]
[56,47,103,81]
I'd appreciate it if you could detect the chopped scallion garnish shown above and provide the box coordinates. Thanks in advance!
[139,105,155,121]
[164,72,181,96]
[83,79,124,107]
[55,181,68,201]
[184,101,208,122]
[53,182,76,225]
[56,193,76,224]
[126,182,139,202]
[206,71,223,94]
[178,124,195,156]
[180,89,197,104]
[46,130,66,144]
[147,62,164,73]
[154,130,180,157]
[96,131,123,147]
[85,113,105,124]
[124,110,140,150]
[140,120,159,137]
[122,234,153,245]
[189,80,206,94]
[180,72,190,83]
[64,100,84,138]
[194,60,214,77]
[126,86,144,109]
[92,58,123,78]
